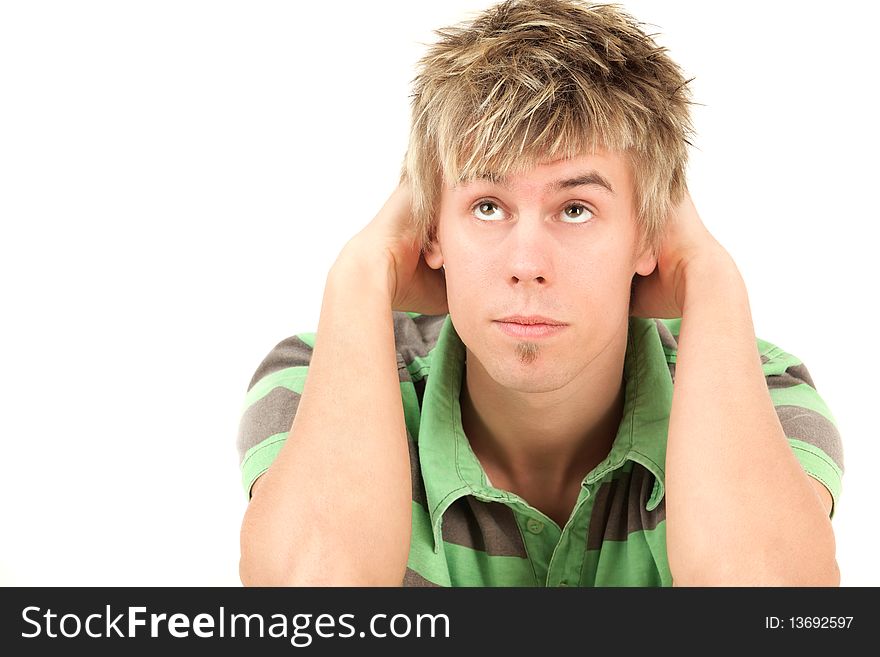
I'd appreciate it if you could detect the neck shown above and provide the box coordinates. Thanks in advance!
[460,323,628,492]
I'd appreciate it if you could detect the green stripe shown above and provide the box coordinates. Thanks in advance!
[297,332,317,348]
[584,523,671,586]
[240,432,287,499]
[242,366,309,412]
[758,341,802,375]
[443,541,537,586]
[406,353,432,381]
[401,383,421,441]
[659,318,681,339]
[788,438,843,519]
[769,383,837,425]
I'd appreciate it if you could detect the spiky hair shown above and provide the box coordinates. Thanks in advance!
[400,0,696,259]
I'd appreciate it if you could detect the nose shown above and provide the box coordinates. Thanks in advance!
[512,271,546,284]
[506,217,552,285]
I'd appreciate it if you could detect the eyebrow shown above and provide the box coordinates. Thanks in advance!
[465,170,616,196]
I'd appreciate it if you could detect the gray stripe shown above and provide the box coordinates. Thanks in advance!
[601,320,777,383]
[440,497,528,558]
[247,335,313,392]
[653,319,678,353]
[237,386,299,463]
[411,312,447,343]
[766,363,818,391]
[408,431,429,509]
[397,353,412,382]
[785,363,816,389]
[394,312,447,366]
[403,567,443,587]
[776,405,844,472]
[245,313,444,392]
[651,320,677,382]
[238,390,433,509]
[245,315,442,392]
[587,465,666,550]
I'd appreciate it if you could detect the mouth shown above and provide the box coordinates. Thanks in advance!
[494,320,568,339]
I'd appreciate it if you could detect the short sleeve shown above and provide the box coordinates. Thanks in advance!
[235,312,446,502]
[236,333,315,501]
[761,343,844,519]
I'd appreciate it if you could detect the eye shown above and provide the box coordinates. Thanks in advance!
[471,199,506,221]
[469,199,597,224]
[560,203,595,223]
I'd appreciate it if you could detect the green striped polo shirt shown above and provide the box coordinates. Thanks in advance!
[237,312,844,586]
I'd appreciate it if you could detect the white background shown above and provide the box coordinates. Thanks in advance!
[1,1,877,586]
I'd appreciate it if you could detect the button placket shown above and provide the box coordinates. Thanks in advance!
[544,486,593,587]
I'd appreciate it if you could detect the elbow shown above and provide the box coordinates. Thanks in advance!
[239,535,325,587]
[754,559,841,587]
[817,558,841,587]
[672,555,841,587]
[238,548,329,587]
[239,556,267,587]
[239,506,295,587]
[239,523,406,587]
[240,554,404,587]
[239,534,290,587]
[670,521,841,587]
[238,553,280,587]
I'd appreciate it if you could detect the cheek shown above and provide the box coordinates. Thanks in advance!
[564,256,635,308]
[442,264,483,304]
[562,252,614,285]
[441,265,494,329]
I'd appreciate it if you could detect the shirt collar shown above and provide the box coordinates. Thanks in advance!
[417,314,673,553]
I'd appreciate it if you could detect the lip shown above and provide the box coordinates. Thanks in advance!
[494,318,568,339]
[496,315,566,326]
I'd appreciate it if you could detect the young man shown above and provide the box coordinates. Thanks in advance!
[237,0,843,586]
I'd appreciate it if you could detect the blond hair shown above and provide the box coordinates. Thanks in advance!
[400,0,696,259]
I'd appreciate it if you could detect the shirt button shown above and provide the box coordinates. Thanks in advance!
[526,518,544,534]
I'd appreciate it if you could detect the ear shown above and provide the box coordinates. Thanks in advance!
[633,245,658,277]
[424,238,445,270]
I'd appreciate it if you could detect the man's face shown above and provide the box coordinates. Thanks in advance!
[425,148,656,394]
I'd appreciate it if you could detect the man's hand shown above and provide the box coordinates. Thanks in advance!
[339,183,449,316]
[629,190,733,319]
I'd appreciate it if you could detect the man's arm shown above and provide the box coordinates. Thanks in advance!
[238,182,447,587]
[665,254,839,586]
[631,191,839,586]
[238,248,412,586]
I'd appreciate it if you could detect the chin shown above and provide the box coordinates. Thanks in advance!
[474,342,575,394]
